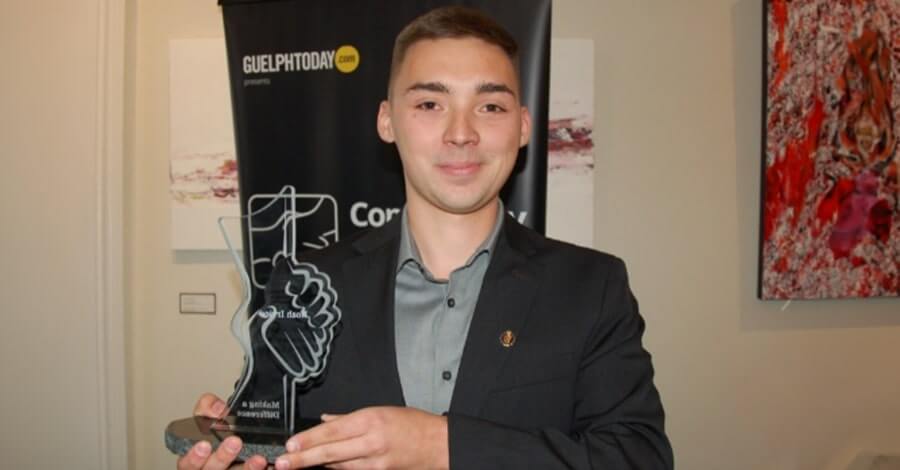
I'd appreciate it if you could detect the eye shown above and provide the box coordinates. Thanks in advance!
[482,103,507,113]
[415,101,440,111]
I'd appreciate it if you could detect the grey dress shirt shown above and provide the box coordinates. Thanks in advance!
[393,205,504,414]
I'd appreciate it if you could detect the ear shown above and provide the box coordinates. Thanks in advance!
[519,106,532,147]
[377,100,395,143]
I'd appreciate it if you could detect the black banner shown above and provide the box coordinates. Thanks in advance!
[220,0,551,310]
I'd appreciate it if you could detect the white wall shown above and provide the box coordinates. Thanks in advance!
[125,2,240,469]
[126,1,900,469]
[0,0,126,468]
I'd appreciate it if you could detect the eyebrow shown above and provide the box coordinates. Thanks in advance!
[405,82,450,94]
[476,82,516,97]
[404,81,517,98]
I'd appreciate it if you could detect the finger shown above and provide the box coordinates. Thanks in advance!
[177,441,213,470]
[243,455,269,470]
[276,435,371,470]
[287,414,366,451]
[326,458,379,470]
[193,393,227,418]
[202,436,243,470]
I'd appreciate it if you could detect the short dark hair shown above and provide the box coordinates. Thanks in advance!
[388,6,519,95]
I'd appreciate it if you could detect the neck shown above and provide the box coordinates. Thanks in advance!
[406,199,499,280]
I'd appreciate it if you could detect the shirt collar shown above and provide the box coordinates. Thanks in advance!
[397,200,505,274]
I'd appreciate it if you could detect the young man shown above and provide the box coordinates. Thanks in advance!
[179,6,672,470]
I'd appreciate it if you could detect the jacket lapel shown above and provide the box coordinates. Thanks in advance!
[340,220,406,407]
[449,217,541,417]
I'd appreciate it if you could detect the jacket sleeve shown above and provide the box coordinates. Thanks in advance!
[446,258,673,469]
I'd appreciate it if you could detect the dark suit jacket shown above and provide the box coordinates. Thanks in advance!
[268,215,674,469]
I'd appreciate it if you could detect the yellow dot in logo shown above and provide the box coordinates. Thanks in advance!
[335,45,360,73]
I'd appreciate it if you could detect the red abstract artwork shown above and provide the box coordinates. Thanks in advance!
[762,0,900,299]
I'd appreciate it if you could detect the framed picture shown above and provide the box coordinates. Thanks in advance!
[761,0,899,299]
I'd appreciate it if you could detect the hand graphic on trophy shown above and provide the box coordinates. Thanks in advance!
[225,260,342,435]
[165,186,342,462]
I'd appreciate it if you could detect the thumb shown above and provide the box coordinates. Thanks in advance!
[320,413,343,422]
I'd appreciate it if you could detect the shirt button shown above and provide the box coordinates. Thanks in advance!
[442,370,452,381]
[447,298,455,308]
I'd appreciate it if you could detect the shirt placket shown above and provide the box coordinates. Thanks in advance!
[432,276,457,414]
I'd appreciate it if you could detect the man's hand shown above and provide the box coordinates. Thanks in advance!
[175,393,269,470]
[274,406,449,470]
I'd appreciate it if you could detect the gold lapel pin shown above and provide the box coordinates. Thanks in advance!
[499,330,516,348]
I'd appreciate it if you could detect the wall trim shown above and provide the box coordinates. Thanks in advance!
[94,0,128,468]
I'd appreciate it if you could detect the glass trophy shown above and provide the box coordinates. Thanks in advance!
[165,186,342,463]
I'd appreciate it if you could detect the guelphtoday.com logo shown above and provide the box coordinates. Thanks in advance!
[242,44,360,75]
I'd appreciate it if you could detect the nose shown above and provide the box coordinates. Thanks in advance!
[444,110,479,147]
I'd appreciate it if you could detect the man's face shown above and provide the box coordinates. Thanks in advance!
[377,37,531,217]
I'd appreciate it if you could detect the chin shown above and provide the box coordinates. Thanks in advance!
[434,196,494,216]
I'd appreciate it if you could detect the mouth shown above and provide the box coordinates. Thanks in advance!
[436,161,482,177]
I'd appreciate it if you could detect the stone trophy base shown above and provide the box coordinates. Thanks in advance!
[165,416,320,463]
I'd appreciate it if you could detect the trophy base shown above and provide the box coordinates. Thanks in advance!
[165,416,320,463]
